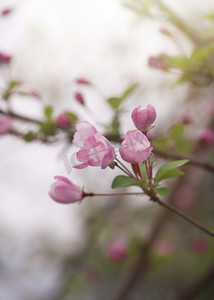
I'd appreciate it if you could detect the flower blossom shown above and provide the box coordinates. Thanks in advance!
[56,114,71,128]
[131,104,156,132]
[119,130,153,164]
[0,115,12,134]
[73,121,115,169]
[106,240,127,262]
[49,176,83,204]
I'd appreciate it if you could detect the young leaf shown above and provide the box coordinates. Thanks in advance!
[112,175,137,189]
[155,187,169,196]
[155,159,189,183]
[120,83,138,100]
[107,83,138,110]
[44,106,53,119]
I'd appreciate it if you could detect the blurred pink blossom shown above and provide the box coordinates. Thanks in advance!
[0,115,12,134]
[199,129,214,146]
[106,240,127,262]
[56,114,71,128]
[119,130,152,164]
[131,104,156,132]
[191,237,210,254]
[0,52,11,64]
[74,91,85,105]
[73,121,115,169]
[75,77,90,85]
[49,176,83,204]
[152,239,174,255]
[148,54,167,70]
[181,112,194,125]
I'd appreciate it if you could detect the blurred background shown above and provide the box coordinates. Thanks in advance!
[0,0,214,299]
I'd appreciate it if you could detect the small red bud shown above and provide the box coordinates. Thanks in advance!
[1,8,12,16]
[75,77,90,85]
[74,91,85,105]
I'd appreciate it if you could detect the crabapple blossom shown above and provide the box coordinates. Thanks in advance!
[49,176,83,204]
[119,130,153,164]
[199,129,214,146]
[0,115,12,134]
[131,104,156,132]
[73,121,115,169]
[56,114,71,128]
[106,240,127,262]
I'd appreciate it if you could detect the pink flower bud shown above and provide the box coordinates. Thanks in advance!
[56,114,71,128]
[181,112,194,125]
[1,8,12,16]
[191,237,210,254]
[0,52,11,64]
[119,130,153,164]
[73,121,115,169]
[148,54,167,70]
[49,176,83,204]
[0,115,12,134]
[74,91,85,105]
[106,240,127,262]
[75,77,90,85]
[199,129,214,146]
[131,105,156,132]
[152,239,174,255]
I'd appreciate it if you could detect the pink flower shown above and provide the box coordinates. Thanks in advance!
[75,77,90,85]
[73,121,115,169]
[131,104,156,132]
[181,112,194,125]
[49,176,83,204]
[199,129,214,146]
[0,115,12,134]
[0,52,11,64]
[148,54,167,70]
[119,130,153,164]
[56,114,71,128]
[106,240,127,262]
[74,91,85,105]
[191,238,210,254]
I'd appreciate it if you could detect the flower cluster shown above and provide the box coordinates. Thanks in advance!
[49,104,156,204]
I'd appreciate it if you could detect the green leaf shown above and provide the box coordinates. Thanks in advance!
[23,131,38,142]
[44,106,53,119]
[64,111,78,122]
[8,80,21,90]
[107,83,138,110]
[139,163,148,180]
[155,159,189,183]
[155,187,169,196]
[120,83,138,100]
[112,175,137,189]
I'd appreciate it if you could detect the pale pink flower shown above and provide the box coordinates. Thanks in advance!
[75,77,90,85]
[56,114,71,128]
[73,121,115,169]
[49,176,83,204]
[199,129,214,146]
[131,104,156,132]
[0,52,11,64]
[181,112,194,125]
[152,240,174,255]
[0,115,12,134]
[119,130,153,164]
[106,240,127,262]
[191,237,210,254]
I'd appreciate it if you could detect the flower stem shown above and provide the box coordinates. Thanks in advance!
[153,196,214,238]
[84,192,145,197]
[115,158,137,180]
